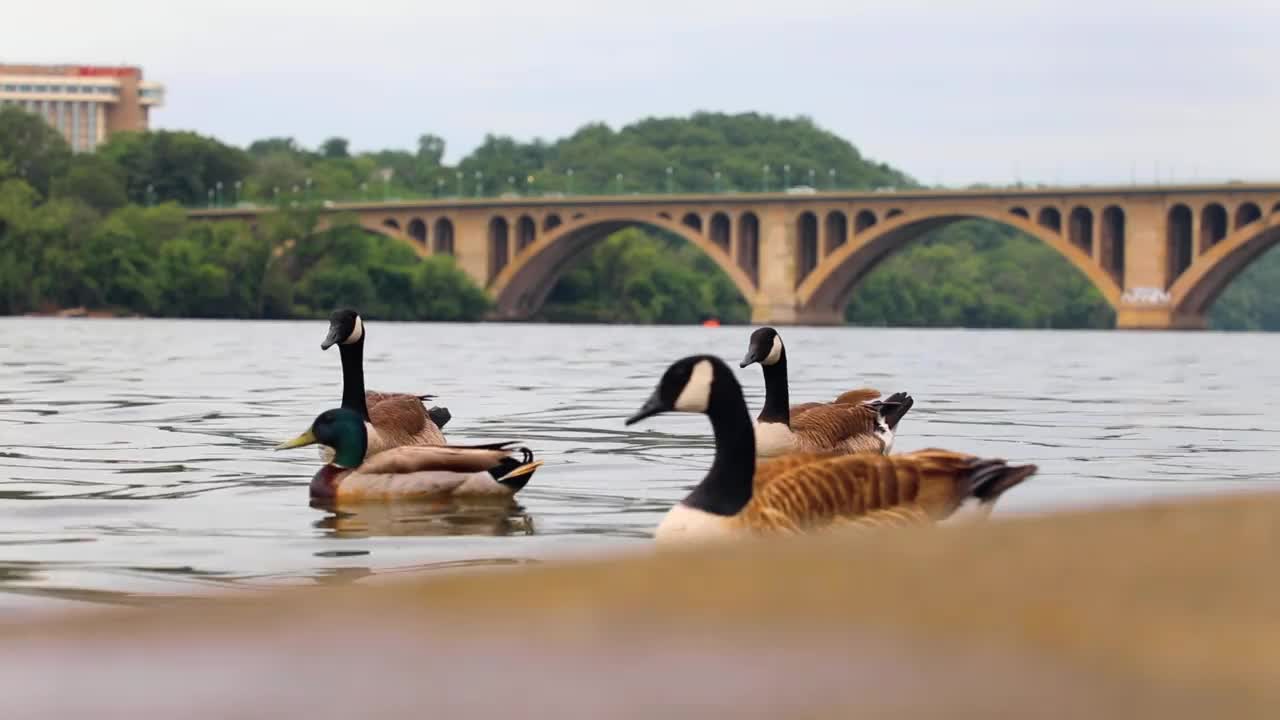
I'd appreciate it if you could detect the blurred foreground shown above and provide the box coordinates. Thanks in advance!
[2,490,1276,718]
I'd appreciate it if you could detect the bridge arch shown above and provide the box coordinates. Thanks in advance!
[1235,202,1262,229]
[488,217,510,282]
[795,209,1123,318]
[854,210,877,234]
[1168,211,1280,317]
[515,215,537,253]
[824,211,848,254]
[314,216,428,258]
[796,211,820,286]
[489,210,757,319]
[433,218,455,255]
[1199,203,1228,253]
[407,218,427,246]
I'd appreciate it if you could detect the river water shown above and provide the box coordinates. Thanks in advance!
[1,318,1277,615]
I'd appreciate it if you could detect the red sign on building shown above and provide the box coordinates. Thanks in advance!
[75,66,139,78]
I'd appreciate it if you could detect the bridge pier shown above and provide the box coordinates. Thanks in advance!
[749,301,843,326]
[1115,305,1206,330]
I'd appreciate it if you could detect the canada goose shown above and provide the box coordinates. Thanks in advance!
[740,326,913,457]
[320,308,448,460]
[788,387,883,418]
[625,355,1035,545]
[276,408,541,501]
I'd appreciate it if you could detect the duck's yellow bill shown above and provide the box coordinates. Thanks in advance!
[497,460,543,483]
[275,428,317,450]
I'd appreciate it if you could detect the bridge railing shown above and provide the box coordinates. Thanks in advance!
[174,183,896,210]
[174,177,1280,211]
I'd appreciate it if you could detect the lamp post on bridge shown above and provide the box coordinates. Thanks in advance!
[808,168,815,188]
[566,168,574,195]
[376,168,392,201]
[474,171,483,197]
[234,181,242,206]
[665,166,673,194]
[526,175,535,195]
[783,164,790,190]
[436,178,444,198]
[507,175,515,194]
[615,173,624,194]
[762,164,770,193]
[713,170,721,193]
[828,168,836,190]
[215,181,223,208]
[207,189,214,208]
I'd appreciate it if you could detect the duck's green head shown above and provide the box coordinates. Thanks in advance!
[275,408,367,468]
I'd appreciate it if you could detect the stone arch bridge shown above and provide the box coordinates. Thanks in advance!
[189,184,1280,329]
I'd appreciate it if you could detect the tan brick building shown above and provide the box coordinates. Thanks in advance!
[0,63,164,152]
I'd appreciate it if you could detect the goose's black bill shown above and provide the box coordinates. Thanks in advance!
[626,391,668,425]
[320,323,345,350]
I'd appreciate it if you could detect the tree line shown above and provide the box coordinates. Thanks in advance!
[0,106,1275,328]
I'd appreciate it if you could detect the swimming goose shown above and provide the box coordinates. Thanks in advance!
[625,355,1034,545]
[740,326,912,457]
[320,308,448,461]
[277,408,541,501]
[788,387,883,418]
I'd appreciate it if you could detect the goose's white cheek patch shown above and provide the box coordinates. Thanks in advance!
[674,360,713,412]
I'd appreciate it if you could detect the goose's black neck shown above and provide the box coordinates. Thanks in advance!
[337,337,370,421]
[757,348,791,426]
[684,370,757,517]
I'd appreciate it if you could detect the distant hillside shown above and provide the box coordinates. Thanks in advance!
[3,105,1275,328]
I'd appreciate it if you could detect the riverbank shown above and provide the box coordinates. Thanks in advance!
[0,489,1276,718]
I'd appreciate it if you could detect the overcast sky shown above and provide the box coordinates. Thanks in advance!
[6,0,1277,185]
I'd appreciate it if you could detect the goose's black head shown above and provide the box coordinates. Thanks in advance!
[321,308,364,350]
[740,326,784,368]
[626,355,730,425]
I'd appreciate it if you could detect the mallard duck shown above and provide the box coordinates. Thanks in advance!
[320,308,448,461]
[625,355,1035,545]
[276,408,542,501]
[740,326,913,457]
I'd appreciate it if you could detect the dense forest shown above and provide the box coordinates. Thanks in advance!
[0,105,1276,328]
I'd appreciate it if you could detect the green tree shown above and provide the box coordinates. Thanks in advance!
[52,154,128,213]
[321,137,350,159]
[0,106,72,198]
[99,130,251,206]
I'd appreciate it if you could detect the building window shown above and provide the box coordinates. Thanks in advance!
[71,102,80,153]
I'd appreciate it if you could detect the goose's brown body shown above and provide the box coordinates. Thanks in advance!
[788,387,881,419]
[784,403,888,455]
[657,448,1036,544]
[741,449,1034,534]
[366,392,446,449]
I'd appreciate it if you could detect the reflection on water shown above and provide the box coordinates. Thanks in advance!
[311,498,536,538]
[1,317,1279,613]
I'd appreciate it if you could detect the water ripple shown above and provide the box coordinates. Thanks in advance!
[1,318,1279,610]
